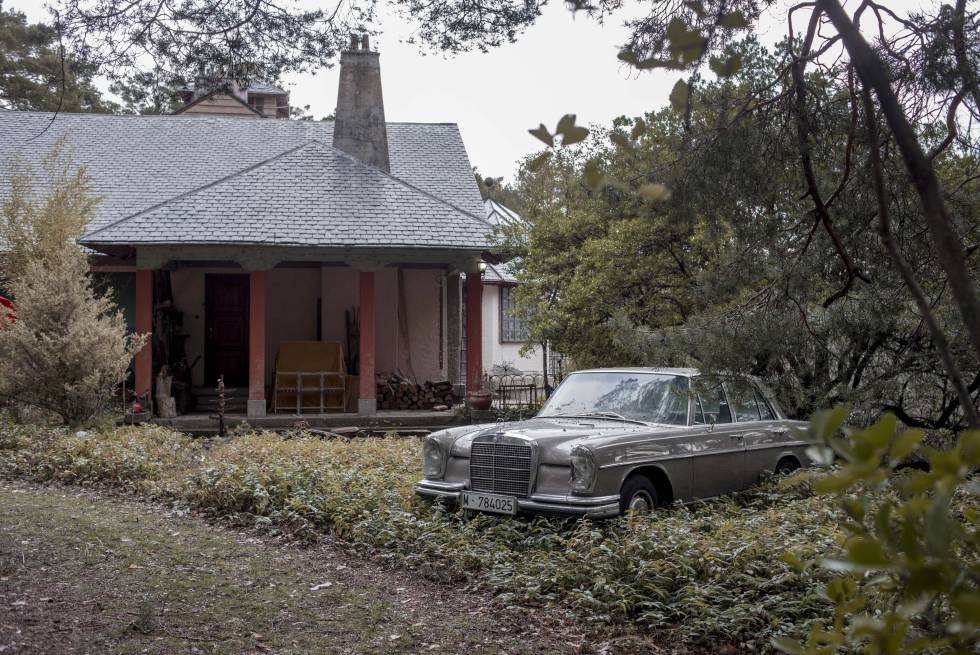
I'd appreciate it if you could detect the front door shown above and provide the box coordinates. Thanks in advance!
[689,380,746,497]
[205,274,250,387]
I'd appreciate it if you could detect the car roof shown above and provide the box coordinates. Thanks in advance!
[570,367,701,378]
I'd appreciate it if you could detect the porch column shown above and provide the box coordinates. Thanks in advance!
[446,272,461,390]
[358,271,376,415]
[134,269,153,401]
[465,272,483,395]
[248,270,267,417]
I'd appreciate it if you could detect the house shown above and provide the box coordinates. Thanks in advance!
[475,199,545,376]
[0,36,493,418]
[174,81,292,119]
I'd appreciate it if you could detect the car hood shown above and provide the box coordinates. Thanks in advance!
[447,416,686,465]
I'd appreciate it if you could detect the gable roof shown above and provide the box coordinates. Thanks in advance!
[0,111,488,249]
[484,198,524,226]
[482,261,519,284]
[172,90,264,116]
[80,140,491,248]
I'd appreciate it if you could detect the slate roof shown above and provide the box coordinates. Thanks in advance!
[0,111,489,250]
[80,140,491,248]
[484,198,524,226]
[482,261,519,284]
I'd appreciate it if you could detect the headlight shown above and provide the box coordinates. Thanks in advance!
[570,446,597,494]
[422,436,448,479]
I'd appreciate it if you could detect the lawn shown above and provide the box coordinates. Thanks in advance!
[0,482,582,654]
[1,421,971,653]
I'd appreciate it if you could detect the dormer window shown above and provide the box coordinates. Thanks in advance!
[250,95,265,114]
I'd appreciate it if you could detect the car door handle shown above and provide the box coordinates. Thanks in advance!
[729,434,744,440]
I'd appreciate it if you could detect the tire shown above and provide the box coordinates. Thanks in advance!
[619,475,659,515]
[775,457,800,475]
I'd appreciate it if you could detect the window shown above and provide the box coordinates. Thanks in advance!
[250,95,265,114]
[693,381,732,424]
[727,380,762,422]
[500,286,528,342]
[539,372,689,425]
[756,392,776,420]
[727,379,778,422]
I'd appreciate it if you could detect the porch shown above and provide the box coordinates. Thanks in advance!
[152,409,460,436]
[106,246,487,420]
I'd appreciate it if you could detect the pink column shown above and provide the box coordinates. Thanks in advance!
[465,272,483,394]
[134,269,153,401]
[247,271,267,417]
[358,271,376,414]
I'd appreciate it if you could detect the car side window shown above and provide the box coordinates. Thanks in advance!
[694,383,732,424]
[755,390,776,420]
[727,380,761,422]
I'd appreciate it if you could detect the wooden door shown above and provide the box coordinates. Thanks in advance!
[205,274,250,387]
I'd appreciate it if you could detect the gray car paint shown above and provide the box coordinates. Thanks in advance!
[414,368,812,516]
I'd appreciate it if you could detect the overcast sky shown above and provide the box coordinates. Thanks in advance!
[9,0,931,182]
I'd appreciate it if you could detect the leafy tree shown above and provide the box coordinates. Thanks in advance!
[497,40,979,429]
[0,143,145,425]
[108,70,182,115]
[474,168,524,210]
[0,3,117,112]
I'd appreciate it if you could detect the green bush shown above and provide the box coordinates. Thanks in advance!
[775,411,980,654]
[1,424,976,653]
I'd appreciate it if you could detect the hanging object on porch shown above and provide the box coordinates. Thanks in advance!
[345,307,359,376]
[396,268,417,383]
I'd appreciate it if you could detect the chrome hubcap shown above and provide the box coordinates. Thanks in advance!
[628,491,653,512]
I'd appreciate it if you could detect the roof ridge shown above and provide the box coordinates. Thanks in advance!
[318,138,492,229]
[0,110,460,129]
[80,140,320,242]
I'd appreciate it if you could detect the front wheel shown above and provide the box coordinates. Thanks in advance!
[775,457,800,475]
[619,475,658,515]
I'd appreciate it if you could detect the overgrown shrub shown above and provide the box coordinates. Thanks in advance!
[1,424,976,652]
[776,411,980,654]
[0,143,145,425]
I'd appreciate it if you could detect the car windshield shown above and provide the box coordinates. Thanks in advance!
[539,372,690,425]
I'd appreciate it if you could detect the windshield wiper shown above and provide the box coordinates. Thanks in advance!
[547,412,651,426]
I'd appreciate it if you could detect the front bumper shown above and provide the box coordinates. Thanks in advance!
[414,479,621,518]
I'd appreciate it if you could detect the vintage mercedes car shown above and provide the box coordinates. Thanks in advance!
[415,368,811,517]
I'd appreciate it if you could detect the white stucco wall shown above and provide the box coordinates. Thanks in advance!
[481,283,541,374]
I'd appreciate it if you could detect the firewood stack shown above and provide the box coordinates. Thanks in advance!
[376,373,456,410]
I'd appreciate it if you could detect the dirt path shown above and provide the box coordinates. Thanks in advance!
[0,482,589,654]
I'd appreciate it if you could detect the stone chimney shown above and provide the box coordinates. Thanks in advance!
[333,34,390,173]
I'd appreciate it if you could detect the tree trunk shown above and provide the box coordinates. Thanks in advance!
[820,0,980,371]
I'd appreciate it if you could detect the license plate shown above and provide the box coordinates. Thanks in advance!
[461,491,517,515]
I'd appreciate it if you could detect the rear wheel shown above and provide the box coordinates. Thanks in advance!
[775,457,800,475]
[619,475,658,515]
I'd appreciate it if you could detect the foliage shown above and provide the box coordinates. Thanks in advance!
[107,69,183,115]
[0,145,145,426]
[0,4,118,113]
[3,424,977,652]
[774,410,980,654]
[496,40,980,430]
[0,420,202,489]
[474,167,524,211]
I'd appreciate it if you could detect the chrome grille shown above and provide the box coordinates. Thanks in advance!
[470,439,533,496]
